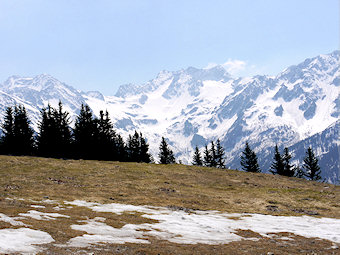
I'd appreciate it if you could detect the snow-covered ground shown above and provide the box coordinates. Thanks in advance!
[18,210,70,221]
[65,200,340,246]
[0,228,54,254]
[0,198,339,253]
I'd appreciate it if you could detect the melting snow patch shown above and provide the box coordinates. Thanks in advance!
[31,205,46,209]
[68,218,149,247]
[0,213,26,226]
[64,200,166,215]
[0,228,54,254]
[52,205,65,211]
[19,210,70,221]
[42,199,59,204]
[64,200,340,246]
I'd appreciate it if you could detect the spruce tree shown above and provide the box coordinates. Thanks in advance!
[114,134,127,161]
[303,147,321,181]
[96,110,115,160]
[126,131,151,163]
[282,147,295,177]
[12,105,34,155]
[294,164,305,179]
[126,131,141,162]
[37,102,72,158]
[240,142,260,172]
[215,139,225,168]
[0,107,15,154]
[139,132,151,163]
[203,144,212,167]
[192,146,203,166]
[73,104,97,159]
[54,101,72,158]
[209,141,217,167]
[37,104,56,157]
[158,137,175,164]
[270,145,284,175]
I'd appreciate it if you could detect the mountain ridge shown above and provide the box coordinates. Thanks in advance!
[0,50,339,183]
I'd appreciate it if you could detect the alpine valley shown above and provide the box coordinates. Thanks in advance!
[0,51,339,183]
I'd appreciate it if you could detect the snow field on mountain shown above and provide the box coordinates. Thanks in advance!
[200,80,234,103]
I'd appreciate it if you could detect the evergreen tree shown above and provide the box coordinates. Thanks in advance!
[303,147,321,181]
[54,101,72,158]
[0,107,15,154]
[96,110,115,160]
[215,139,225,168]
[158,137,175,164]
[114,134,127,161]
[209,141,217,167]
[294,164,305,179]
[282,147,295,177]
[192,146,203,166]
[270,145,284,175]
[73,104,97,159]
[37,102,71,158]
[139,132,151,163]
[12,105,34,155]
[126,131,151,163]
[37,104,57,157]
[203,144,212,167]
[126,131,141,162]
[240,142,260,172]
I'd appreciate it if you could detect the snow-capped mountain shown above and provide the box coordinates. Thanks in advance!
[289,120,339,183]
[0,51,339,183]
[0,74,103,130]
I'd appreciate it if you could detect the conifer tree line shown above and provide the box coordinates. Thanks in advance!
[192,139,225,168]
[0,103,322,181]
[192,140,322,181]
[0,103,153,163]
[238,142,322,181]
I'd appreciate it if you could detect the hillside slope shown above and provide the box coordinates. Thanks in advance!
[0,156,339,254]
[1,156,339,217]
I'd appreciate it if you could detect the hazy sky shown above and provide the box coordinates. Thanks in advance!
[0,0,338,95]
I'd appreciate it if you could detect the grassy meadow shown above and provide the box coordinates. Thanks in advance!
[0,155,339,254]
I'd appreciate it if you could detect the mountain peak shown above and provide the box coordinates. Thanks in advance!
[0,50,338,183]
[183,65,230,81]
[2,74,61,91]
[34,73,56,80]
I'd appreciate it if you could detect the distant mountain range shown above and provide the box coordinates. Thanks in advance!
[0,51,339,183]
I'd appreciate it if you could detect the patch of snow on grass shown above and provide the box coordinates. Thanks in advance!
[0,213,25,226]
[19,210,70,221]
[223,213,340,244]
[65,200,340,246]
[42,199,59,204]
[31,205,46,209]
[64,200,166,215]
[68,218,149,247]
[52,205,65,211]
[0,228,54,254]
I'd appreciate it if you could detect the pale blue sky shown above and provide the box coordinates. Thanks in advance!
[0,0,338,95]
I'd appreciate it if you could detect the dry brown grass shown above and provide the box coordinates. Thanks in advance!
[0,155,339,254]
[0,155,338,218]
